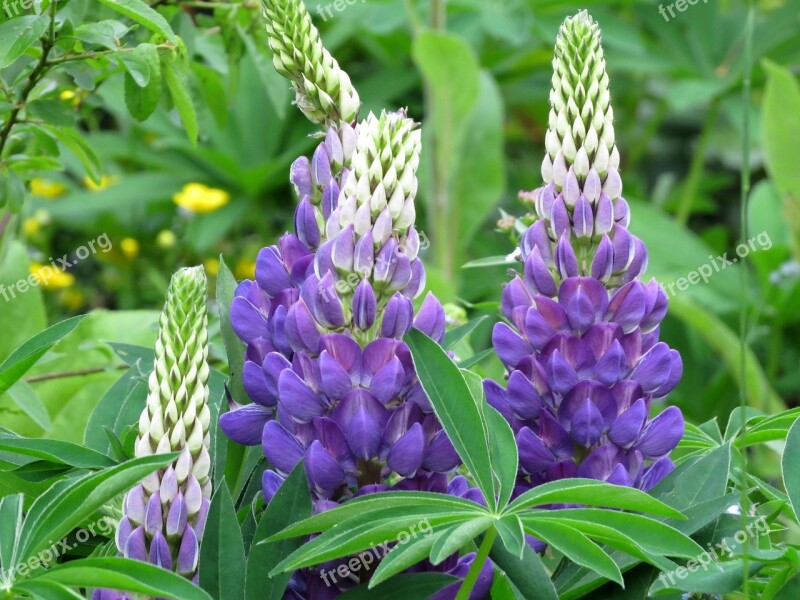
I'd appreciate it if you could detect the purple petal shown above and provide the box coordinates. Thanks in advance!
[413,292,446,344]
[353,279,377,330]
[305,440,346,496]
[290,156,312,199]
[262,421,306,474]
[124,526,147,561]
[630,342,673,393]
[608,398,646,448]
[387,423,426,478]
[295,197,320,249]
[517,427,555,473]
[493,322,532,370]
[285,300,321,355]
[220,403,272,446]
[149,531,172,570]
[638,406,684,459]
[381,293,414,339]
[177,524,199,576]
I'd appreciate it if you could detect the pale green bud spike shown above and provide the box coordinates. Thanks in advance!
[543,10,621,199]
[330,109,421,237]
[137,266,212,498]
[263,0,361,125]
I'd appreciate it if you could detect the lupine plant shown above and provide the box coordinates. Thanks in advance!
[2,1,799,600]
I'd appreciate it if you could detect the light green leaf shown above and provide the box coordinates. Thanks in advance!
[494,514,525,559]
[6,381,50,432]
[39,125,103,183]
[122,43,162,122]
[0,16,48,69]
[0,437,115,469]
[444,315,488,350]
[162,57,198,145]
[429,517,493,565]
[84,369,148,455]
[0,314,88,396]
[94,0,178,44]
[762,60,800,202]
[368,529,444,588]
[781,417,800,523]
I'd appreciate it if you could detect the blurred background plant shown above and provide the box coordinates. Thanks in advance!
[1,0,800,594]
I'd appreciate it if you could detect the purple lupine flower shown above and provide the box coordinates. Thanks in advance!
[95,267,212,599]
[486,11,684,497]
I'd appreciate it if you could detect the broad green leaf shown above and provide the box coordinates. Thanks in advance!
[429,517,493,565]
[454,71,506,255]
[523,519,622,585]
[24,557,213,599]
[338,573,458,599]
[162,57,198,145]
[199,482,245,600]
[13,580,84,599]
[489,541,558,600]
[781,417,800,522]
[216,257,246,405]
[490,572,523,600]
[17,453,178,561]
[94,0,178,44]
[6,380,50,432]
[762,60,800,203]
[0,314,88,395]
[0,242,46,362]
[444,315,488,350]
[121,43,162,122]
[0,438,115,469]
[84,369,148,455]
[73,20,130,50]
[405,328,496,510]
[494,514,525,559]
[246,463,311,600]
[485,403,517,510]
[507,478,684,519]
[0,16,48,69]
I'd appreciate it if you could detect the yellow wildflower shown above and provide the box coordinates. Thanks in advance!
[121,238,139,259]
[59,288,85,310]
[30,178,66,199]
[235,258,256,280]
[59,89,81,107]
[29,262,75,290]
[23,218,40,237]
[85,175,118,191]
[203,258,220,277]
[173,183,230,214]
[156,229,177,249]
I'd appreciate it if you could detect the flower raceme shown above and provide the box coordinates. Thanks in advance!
[96,267,212,599]
[487,11,684,495]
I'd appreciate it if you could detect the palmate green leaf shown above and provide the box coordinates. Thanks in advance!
[267,491,483,541]
[429,517,493,565]
[736,407,800,448]
[23,557,213,600]
[269,509,475,575]
[406,328,496,510]
[781,417,800,522]
[6,380,51,432]
[490,540,557,600]
[339,573,458,599]
[523,519,623,586]
[199,481,246,600]
[94,0,179,44]
[84,369,148,456]
[368,528,445,588]
[506,478,684,518]
[0,437,115,469]
[246,462,311,600]
[494,514,525,559]
[0,314,88,396]
[0,16,49,69]
[444,315,489,350]
[17,452,178,562]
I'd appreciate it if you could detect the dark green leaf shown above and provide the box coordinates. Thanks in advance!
[0,437,115,469]
[494,514,525,559]
[338,573,458,599]
[84,369,148,455]
[246,462,311,600]
[444,315,488,350]
[199,482,246,600]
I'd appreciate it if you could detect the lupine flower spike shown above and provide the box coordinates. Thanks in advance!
[263,0,361,126]
[95,266,211,600]
[487,11,684,496]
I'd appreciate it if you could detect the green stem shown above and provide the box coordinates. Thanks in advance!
[454,526,496,600]
[675,99,720,224]
[0,0,57,161]
[739,4,756,598]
